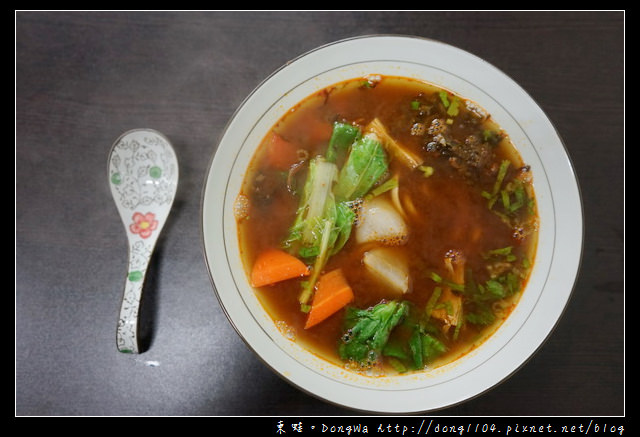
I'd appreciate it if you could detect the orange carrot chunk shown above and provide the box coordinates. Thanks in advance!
[250,249,310,288]
[304,268,354,329]
[265,132,301,171]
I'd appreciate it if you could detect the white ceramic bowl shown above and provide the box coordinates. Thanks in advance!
[201,35,583,413]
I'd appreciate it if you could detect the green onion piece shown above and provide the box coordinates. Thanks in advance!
[482,129,503,146]
[509,182,526,212]
[419,165,434,178]
[501,189,511,210]
[487,159,510,210]
[409,329,423,369]
[465,268,478,296]
[488,195,499,210]
[446,97,460,116]
[492,209,512,227]
[438,91,450,108]
[435,301,454,316]
[430,272,443,283]
[410,100,420,110]
[486,246,513,257]
[366,176,398,199]
[447,282,465,293]
[493,160,510,196]
[453,313,463,341]
[424,287,442,321]
[429,271,464,292]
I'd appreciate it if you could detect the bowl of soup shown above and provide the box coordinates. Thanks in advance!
[201,35,582,413]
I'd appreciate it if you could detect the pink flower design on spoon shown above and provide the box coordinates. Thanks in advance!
[129,212,159,239]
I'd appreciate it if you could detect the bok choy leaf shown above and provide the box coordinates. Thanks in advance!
[283,156,356,308]
[326,122,361,164]
[339,300,409,366]
[283,122,389,311]
[334,133,389,202]
[291,157,338,247]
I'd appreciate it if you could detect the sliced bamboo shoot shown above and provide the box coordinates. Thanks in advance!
[431,251,466,334]
[366,118,424,169]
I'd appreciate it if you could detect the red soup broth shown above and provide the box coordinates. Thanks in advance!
[236,75,538,375]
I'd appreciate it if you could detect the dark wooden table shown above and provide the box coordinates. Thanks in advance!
[16,11,624,417]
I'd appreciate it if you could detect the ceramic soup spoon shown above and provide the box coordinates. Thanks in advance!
[108,129,178,353]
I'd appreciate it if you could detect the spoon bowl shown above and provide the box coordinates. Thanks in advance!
[108,129,178,353]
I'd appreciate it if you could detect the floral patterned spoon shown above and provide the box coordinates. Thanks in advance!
[108,129,178,353]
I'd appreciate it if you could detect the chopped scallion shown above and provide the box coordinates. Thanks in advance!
[409,329,423,369]
[366,176,398,199]
[424,287,442,321]
[438,91,450,108]
[453,312,463,341]
[300,303,311,313]
[429,271,464,292]
[501,189,510,210]
[448,282,465,292]
[419,165,434,178]
[485,159,510,210]
[493,160,510,196]
[509,182,526,212]
[486,246,513,256]
[446,97,460,117]
[435,301,454,316]
[482,129,501,144]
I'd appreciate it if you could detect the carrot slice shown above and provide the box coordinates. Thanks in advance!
[304,268,354,329]
[265,132,301,171]
[250,249,310,288]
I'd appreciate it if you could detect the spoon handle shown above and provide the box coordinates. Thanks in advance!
[116,270,146,354]
[116,238,156,354]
